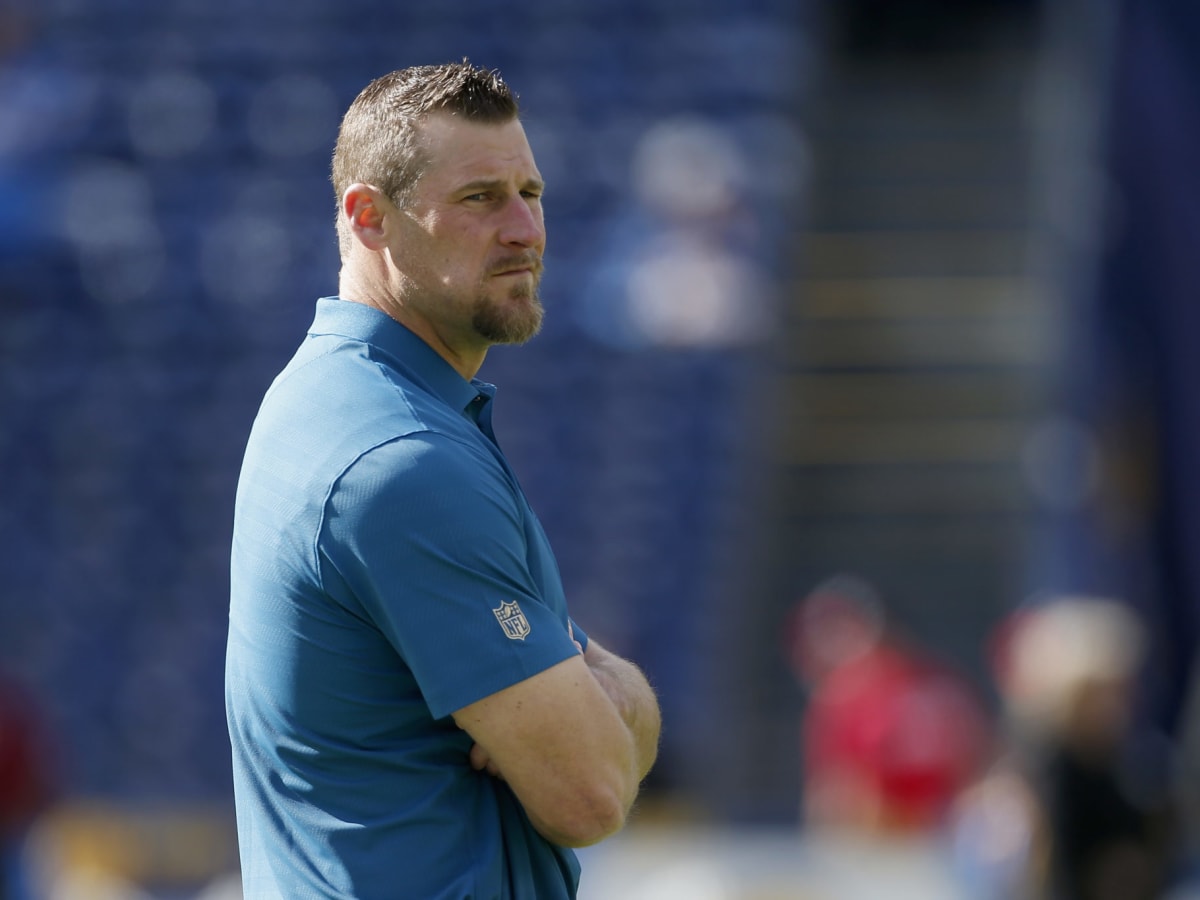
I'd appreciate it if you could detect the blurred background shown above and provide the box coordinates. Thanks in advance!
[2,0,1200,897]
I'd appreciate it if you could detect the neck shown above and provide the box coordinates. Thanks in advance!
[338,266,487,382]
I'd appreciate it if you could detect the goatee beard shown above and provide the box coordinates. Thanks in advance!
[472,288,544,345]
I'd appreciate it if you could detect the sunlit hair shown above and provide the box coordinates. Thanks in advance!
[330,59,519,256]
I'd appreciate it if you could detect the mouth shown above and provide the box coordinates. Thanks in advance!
[491,256,543,279]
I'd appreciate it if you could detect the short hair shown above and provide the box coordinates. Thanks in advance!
[330,60,520,255]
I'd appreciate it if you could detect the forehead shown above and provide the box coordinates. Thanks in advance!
[415,114,541,190]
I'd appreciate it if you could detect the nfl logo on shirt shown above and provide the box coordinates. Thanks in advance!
[493,601,531,640]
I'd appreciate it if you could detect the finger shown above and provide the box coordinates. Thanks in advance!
[569,621,583,654]
[469,743,489,771]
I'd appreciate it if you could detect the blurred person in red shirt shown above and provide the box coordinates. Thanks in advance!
[786,574,994,834]
[0,673,56,900]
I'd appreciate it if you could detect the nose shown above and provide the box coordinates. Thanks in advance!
[499,195,545,249]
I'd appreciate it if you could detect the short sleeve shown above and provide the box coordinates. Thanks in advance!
[319,432,579,719]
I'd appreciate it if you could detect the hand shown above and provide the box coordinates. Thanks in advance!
[573,638,660,781]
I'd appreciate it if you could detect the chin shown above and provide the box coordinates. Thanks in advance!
[473,289,544,344]
[474,308,543,345]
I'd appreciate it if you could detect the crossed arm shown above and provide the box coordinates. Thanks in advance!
[452,635,661,848]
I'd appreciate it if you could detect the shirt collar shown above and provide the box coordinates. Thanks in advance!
[308,296,494,417]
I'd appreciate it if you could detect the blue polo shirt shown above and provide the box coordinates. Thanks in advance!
[226,297,583,899]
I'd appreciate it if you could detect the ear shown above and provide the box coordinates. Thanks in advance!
[341,183,390,251]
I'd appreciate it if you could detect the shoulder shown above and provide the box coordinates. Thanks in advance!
[247,339,472,486]
[332,431,516,530]
[260,336,422,430]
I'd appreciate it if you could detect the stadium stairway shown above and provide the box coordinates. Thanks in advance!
[701,2,1059,823]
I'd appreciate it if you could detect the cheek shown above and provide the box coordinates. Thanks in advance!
[434,254,484,291]
[428,227,488,274]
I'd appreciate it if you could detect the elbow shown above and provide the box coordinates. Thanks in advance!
[565,785,629,847]
[533,781,631,848]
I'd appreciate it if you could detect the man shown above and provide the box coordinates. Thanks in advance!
[225,61,661,899]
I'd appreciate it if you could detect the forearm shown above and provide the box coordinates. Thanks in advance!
[458,642,660,846]
[582,641,661,781]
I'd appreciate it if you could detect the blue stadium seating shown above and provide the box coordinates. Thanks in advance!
[0,0,803,805]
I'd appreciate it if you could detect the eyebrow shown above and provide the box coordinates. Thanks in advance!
[458,176,546,195]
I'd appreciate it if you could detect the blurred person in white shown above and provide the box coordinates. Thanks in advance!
[575,116,776,350]
[950,597,1173,900]
[1022,0,1200,893]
